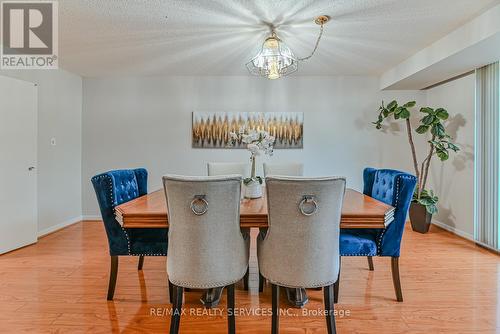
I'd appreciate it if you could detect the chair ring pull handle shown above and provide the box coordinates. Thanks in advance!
[190,195,208,216]
[299,195,318,216]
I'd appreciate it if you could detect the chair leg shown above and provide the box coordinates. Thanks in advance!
[323,284,337,334]
[169,285,183,334]
[333,256,341,304]
[138,255,144,270]
[333,280,339,304]
[367,256,374,271]
[168,279,174,304]
[259,271,265,292]
[227,284,235,334]
[107,256,118,301]
[391,257,403,302]
[271,284,279,334]
[243,268,249,291]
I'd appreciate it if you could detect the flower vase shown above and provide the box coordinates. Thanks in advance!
[244,155,263,199]
[245,180,262,199]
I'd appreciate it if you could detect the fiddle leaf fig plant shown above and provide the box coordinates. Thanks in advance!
[373,100,460,214]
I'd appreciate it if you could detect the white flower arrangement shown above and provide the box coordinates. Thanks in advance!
[229,128,275,185]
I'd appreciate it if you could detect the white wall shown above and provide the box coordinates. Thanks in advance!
[0,69,83,235]
[424,73,476,238]
[82,75,425,216]
[0,70,471,238]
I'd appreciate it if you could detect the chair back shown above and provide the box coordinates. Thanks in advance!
[207,162,249,177]
[163,175,248,288]
[91,168,148,255]
[263,162,303,177]
[363,168,417,256]
[258,176,345,288]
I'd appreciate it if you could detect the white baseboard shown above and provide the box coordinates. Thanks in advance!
[82,215,101,221]
[431,220,474,242]
[432,220,500,252]
[38,216,83,238]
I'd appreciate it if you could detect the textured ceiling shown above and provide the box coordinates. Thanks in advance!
[57,0,499,77]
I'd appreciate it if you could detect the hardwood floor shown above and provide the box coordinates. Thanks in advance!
[0,221,499,333]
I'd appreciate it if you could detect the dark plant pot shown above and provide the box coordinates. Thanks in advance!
[409,202,432,233]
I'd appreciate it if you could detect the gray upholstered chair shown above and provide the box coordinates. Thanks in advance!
[263,162,303,177]
[262,162,304,303]
[207,162,250,178]
[207,162,251,293]
[258,176,346,334]
[163,175,249,334]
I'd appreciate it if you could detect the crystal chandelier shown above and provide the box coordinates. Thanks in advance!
[246,15,330,80]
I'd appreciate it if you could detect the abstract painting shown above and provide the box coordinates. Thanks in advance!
[192,112,303,149]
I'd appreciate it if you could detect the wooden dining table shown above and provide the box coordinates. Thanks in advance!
[115,188,395,229]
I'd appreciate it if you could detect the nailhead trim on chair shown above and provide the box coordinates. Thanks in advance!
[93,173,167,257]
[375,175,415,255]
[104,175,132,254]
[375,175,401,255]
[340,253,374,256]
[265,277,338,289]
[341,174,412,257]
[170,268,247,289]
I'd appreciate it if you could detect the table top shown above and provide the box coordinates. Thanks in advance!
[115,188,395,229]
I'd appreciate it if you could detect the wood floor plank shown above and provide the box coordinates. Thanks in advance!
[0,221,499,333]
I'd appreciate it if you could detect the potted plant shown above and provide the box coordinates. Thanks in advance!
[229,129,274,199]
[373,100,460,233]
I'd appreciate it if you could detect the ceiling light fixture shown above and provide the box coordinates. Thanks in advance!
[246,15,330,80]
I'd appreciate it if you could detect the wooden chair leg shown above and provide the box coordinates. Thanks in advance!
[243,268,249,291]
[227,284,235,334]
[367,256,374,271]
[391,257,403,302]
[271,284,279,334]
[333,256,341,303]
[107,256,118,301]
[169,285,183,334]
[138,255,144,270]
[333,280,339,304]
[323,284,337,334]
[168,279,174,304]
[259,271,265,292]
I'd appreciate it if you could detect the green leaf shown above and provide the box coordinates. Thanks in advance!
[436,149,449,161]
[419,189,430,198]
[403,101,416,108]
[431,123,446,137]
[422,114,436,126]
[435,108,449,120]
[447,142,460,152]
[417,197,434,206]
[420,107,434,114]
[387,100,397,111]
[400,108,410,119]
[416,125,429,134]
[426,204,438,215]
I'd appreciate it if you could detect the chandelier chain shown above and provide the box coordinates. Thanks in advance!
[298,23,324,61]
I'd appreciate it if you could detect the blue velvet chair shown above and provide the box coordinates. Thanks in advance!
[91,168,168,300]
[338,168,417,302]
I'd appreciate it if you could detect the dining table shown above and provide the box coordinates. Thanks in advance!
[115,188,395,229]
